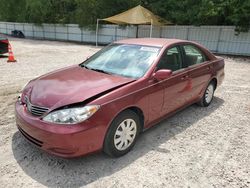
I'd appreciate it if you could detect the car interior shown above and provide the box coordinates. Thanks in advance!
[185,54,198,66]
[157,47,181,71]
[156,45,207,72]
[183,45,205,66]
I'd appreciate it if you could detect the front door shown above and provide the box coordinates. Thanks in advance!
[154,46,191,117]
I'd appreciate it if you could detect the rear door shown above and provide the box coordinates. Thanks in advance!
[181,44,213,101]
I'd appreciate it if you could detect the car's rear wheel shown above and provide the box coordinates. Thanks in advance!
[103,110,141,157]
[198,81,215,107]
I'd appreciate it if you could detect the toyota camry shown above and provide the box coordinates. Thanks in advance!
[15,38,225,158]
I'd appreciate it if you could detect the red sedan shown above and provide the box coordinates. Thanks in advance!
[15,38,225,158]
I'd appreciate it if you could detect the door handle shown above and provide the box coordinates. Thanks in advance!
[207,66,211,70]
[181,75,189,80]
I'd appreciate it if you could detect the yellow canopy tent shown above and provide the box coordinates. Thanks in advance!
[96,5,169,46]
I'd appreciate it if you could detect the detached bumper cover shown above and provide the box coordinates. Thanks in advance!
[15,102,106,158]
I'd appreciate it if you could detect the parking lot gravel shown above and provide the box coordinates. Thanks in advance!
[0,37,249,188]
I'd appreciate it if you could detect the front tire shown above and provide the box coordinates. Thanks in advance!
[103,110,141,157]
[197,81,215,107]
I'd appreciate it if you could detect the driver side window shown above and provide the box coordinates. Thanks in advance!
[157,46,182,72]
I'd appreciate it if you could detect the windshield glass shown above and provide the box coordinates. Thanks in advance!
[80,44,160,79]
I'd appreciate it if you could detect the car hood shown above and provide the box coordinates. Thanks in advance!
[25,65,135,109]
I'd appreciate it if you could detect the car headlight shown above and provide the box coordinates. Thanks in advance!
[43,105,100,124]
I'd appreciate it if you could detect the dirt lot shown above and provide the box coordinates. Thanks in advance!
[0,38,249,188]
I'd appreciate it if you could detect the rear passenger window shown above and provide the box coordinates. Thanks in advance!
[157,47,182,71]
[183,45,207,66]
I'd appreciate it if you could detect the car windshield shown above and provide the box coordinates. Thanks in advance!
[80,44,160,79]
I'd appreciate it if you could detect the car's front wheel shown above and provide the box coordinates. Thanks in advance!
[103,110,141,157]
[198,81,215,107]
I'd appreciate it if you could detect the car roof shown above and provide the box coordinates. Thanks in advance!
[114,38,188,47]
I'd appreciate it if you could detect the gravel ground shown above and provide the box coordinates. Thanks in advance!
[0,37,249,188]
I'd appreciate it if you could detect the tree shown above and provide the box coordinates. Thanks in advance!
[144,0,250,30]
[0,0,26,22]
[228,0,250,32]
[0,0,249,31]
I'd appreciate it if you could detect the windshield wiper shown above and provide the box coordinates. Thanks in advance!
[80,64,111,75]
[80,64,89,69]
[90,68,111,75]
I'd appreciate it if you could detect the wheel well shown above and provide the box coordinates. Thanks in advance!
[125,107,144,132]
[211,78,217,90]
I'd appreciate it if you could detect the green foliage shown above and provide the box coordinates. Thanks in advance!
[144,0,250,30]
[0,0,249,31]
[228,0,250,32]
[0,0,26,22]
[74,0,140,27]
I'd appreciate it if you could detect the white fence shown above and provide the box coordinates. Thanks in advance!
[0,22,250,56]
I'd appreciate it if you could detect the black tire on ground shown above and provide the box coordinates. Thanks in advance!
[197,81,215,107]
[103,110,141,157]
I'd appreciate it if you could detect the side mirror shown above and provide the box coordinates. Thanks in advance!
[153,69,172,81]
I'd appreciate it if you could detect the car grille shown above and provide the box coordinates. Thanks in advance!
[25,97,49,116]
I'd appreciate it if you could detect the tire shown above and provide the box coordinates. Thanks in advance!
[197,81,215,107]
[103,110,141,157]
